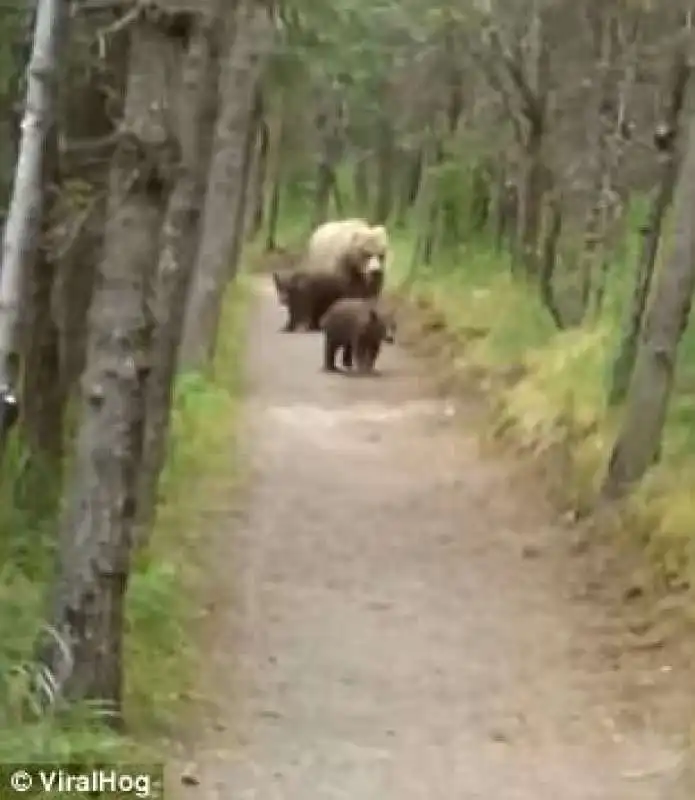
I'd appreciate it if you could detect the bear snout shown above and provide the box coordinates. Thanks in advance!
[364,255,383,274]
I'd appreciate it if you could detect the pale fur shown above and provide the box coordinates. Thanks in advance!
[305,218,390,276]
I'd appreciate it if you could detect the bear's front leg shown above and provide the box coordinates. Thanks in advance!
[341,343,353,370]
[281,310,296,332]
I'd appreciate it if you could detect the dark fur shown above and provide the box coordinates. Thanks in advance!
[277,266,382,333]
[335,250,385,298]
[272,245,384,333]
[320,298,396,374]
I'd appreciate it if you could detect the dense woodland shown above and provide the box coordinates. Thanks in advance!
[2,0,695,767]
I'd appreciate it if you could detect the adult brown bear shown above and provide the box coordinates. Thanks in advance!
[304,218,390,289]
[274,251,381,332]
[319,297,396,374]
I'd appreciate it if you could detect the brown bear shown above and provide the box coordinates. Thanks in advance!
[305,219,390,287]
[319,297,396,374]
[274,250,382,333]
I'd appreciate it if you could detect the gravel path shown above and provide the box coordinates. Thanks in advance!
[170,277,688,799]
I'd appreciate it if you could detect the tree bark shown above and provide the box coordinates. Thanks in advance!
[180,0,274,369]
[135,12,220,544]
[39,11,180,720]
[602,108,695,499]
[608,34,690,406]
[354,155,369,210]
[373,118,394,223]
[53,9,129,401]
[20,124,64,464]
[310,85,344,230]
[264,104,284,250]
[247,87,269,239]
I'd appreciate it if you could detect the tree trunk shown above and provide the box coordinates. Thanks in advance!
[0,0,67,458]
[395,148,422,227]
[247,89,269,239]
[469,159,492,233]
[39,11,180,720]
[180,0,274,370]
[20,124,64,464]
[311,161,335,229]
[310,86,344,230]
[353,155,369,210]
[608,34,690,406]
[514,118,545,273]
[265,108,284,250]
[53,11,129,402]
[373,118,394,223]
[227,80,263,276]
[602,108,695,499]
[265,168,281,251]
[136,12,220,545]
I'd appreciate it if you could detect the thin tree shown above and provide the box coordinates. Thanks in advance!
[136,7,221,543]
[0,0,67,457]
[603,98,695,499]
[180,0,275,369]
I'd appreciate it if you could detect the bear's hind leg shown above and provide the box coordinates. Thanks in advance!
[353,338,370,375]
[323,337,339,372]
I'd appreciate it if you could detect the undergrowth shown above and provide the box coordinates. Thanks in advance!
[0,277,250,768]
[386,225,695,595]
[271,182,695,595]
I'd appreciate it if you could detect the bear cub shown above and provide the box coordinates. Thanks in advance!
[320,297,396,374]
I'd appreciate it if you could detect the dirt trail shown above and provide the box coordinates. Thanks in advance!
[171,278,690,798]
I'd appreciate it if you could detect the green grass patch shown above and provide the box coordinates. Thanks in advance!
[0,276,251,769]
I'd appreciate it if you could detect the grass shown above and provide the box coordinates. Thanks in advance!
[0,275,251,772]
[384,219,695,594]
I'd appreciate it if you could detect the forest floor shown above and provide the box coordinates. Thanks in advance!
[168,275,694,798]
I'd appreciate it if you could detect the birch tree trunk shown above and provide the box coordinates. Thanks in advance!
[0,0,67,454]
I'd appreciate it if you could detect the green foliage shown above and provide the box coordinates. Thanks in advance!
[388,179,695,590]
[0,280,250,769]
[0,2,24,98]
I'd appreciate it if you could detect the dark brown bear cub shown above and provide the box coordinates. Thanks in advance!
[320,298,395,374]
